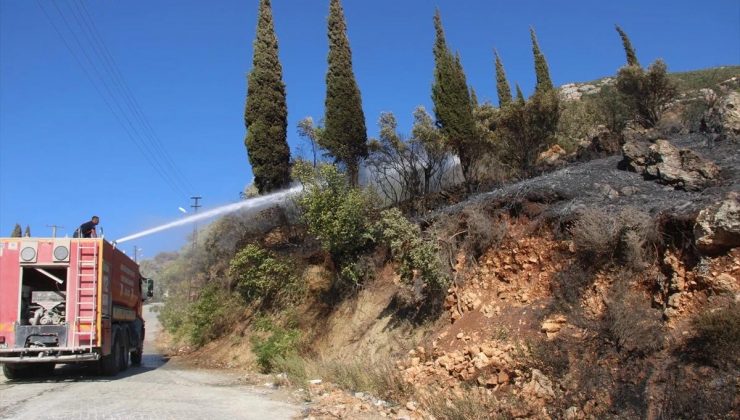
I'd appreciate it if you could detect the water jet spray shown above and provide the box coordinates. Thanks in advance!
[115,185,302,244]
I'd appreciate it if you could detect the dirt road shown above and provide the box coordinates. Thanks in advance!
[0,305,301,419]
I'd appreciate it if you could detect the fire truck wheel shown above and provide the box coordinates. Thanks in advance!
[33,363,55,377]
[100,335,121,376]
[120,337,130,372]
[131,348,143,366]
[2,363,31,380]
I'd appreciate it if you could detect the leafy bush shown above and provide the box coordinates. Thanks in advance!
[689,304,740,368]
[616,59,678,128]
[375,208,447,290]
[497,89,560,176]
[589,84,633,134]
[250,318,301,373]
[188,283,242,346]
[293,162,376,266]
[228,244,300,304]
[556,97,601,152]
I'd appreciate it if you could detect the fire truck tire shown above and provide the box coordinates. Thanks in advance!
[33,363,55,377]
[120,334,130,372]
[131,347,143,365]
[2,363,31,380]
[100,335,121,376]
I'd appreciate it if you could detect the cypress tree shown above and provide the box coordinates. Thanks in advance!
[11,223,22,237]
[244,0,291,194]
[24,225,31,237]
[322,0,368,186]
[431,10,477,181]
[470,87,479,108]
[494,50,512,107]
[615,25,640,67]
[530,27,553,92]
[515,84,525,103]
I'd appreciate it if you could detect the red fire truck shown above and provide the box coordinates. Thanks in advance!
[0,237,153,379]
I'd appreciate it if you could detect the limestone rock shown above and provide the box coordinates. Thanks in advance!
[705,91,740,138]
[541,315,567,339]
[621,138,720,191]
[522,369,555,402]
[537,144,567,166]
[578,125,621,159]
[695,192,740,254]
[703,273,739,294]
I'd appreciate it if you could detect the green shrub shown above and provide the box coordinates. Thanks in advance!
[497,89,560,176]
[616,59,678,128]
[250,318,301,372]
[228,244,299,304]
[293,162,375,263]
[556,97,600,152]
[588,84,633,134]
[188,283,242,346]
[375,208,447,290]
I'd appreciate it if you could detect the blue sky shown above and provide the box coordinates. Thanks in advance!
[1,0,738,258]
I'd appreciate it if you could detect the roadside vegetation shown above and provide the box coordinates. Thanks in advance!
[144,2,739,418]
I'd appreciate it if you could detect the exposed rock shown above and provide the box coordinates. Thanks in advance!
[695,192,740,254]
[702,273,739,294]
[578,125,621,159]
[538,144,567,166]
[705,91,740,139]
[622,124,660,145]
[522,369,555,402]
[621,138,720,191]
[559,82,602,101]
[541,315,567,339]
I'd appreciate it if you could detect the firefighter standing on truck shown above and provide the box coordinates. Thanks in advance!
[74,216,100,238]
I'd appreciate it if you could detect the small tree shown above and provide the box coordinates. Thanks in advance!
[297,117,324,168]
[10,224,22,237]
[616,59,678,128]
[431,10,479,184]
[367,109,448,208]
[24,225,31,237]
[496,31,559,176]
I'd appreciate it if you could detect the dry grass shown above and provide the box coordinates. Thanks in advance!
[570,207,659,269]
[273,355,413,403]
[688,303,740,368]
[607,287,663,356]
[417,388,513,420]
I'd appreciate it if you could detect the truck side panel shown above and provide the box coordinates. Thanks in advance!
[0,240,21,348]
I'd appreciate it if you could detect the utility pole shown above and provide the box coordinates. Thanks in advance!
[47,225,64,238]
[190,196,202,248]
[133,245,142,263]
[188,196,202,303]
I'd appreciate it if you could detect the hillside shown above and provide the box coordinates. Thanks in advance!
[149,66,740,419]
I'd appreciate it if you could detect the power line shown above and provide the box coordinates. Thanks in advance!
[35,0,192,198]
[70,0,195,194]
